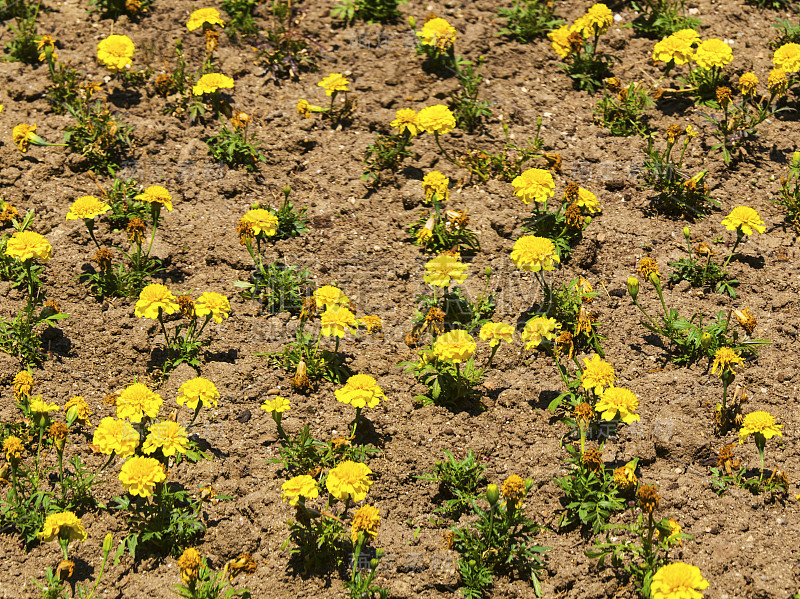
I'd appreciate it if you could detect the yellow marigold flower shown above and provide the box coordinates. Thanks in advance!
[417,17,456,52]
[142,421,189,457]
[326,461,372,502]
[433,329,476,363]
[359,315,383,334]
[92,417,139,457]
[36,35,57,62]
[12,123,38,153]
[768,68,788,96]
[694,38,733,70]
[134,283,180,319]
[510,235,560,272]
[479,322,514,347]
[97,35,135,70]
[739,72,759,96]
[351,504,380,543]
[773,42,800,73]
[192,73,235,95]
[4,436,24,464]
[613,463,637,493]
[422,171,450,203]
[317,73,349,96]
[177,377,220,410]
[119,456,166,497]
[177,548,202,585]
[261,396,290,413]
[652,35,693,66]
[661,518,682,545]
[5,231,52,262]
[281,474,318,506]
[187,7,225,31]
[314,285,349,310]
[672,29,700,45]
[320,304,357,338]
[38,512,87,543]
[576,187,600,213]
[521,316,559,349]
[638,257,660,279]
[721,206,765,235]
[548,25,572,59]
[651,562,709,599]
[66,195,110,221]
[424,254,468,287]
[13,371,34,399]
[511,168,555,205]
[581,354,615,394]
[195,291,230,323]
[390,108,420,136]
[577,3,613,37]
[335,374,387,409]
[29,397,59,414]
[501,474,526,508]
[134,185,173,211]
[297,98,312,118]
[739,411,783,444]
[240,208,278,237]
[595,386,640,425]
[711,347,743,375]
[65,396,92,425]
[417,105,456,135]
[116,382,163,423]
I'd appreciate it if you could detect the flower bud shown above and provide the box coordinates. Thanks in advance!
[250,201,260,209]
[103,533,113,554]
[627,277,639,301]
[648,271,660,287]
[700,332,712,350]
[370,558,380,570]
[375,548,385,559]
[683,226,690,240]
[408,15,416,29]
[793,151,800,168]
[484,266,492,277]
[486,483,500,506]
[584,215,592,226]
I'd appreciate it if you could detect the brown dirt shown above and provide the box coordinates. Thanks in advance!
[1,0,800,598]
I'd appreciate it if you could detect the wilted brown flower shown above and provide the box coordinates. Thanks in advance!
[715,86,732,108]
[127,218,146,244]
[637,484,660,514]
[543,152,562,173]
[555,330,574,358]
[665,123,683,143]
[716,443,740,475]
[205,29,220,54]
[226,553,257,580]
[567,30,584,53]
[573,402,594,428]
[290,360,312,394]
[582,446,604,473]
[563,181,580,203]
[0,200,19,227]
[56,559,75,580]
[424,307,446,335]
[49,422,68,451]
[734,308,756,336]
[93,247,114,272]
[236,218,256,245]
[154,73,173,96]
[637,257,659,280]
[125,0,142,14]
[605,76,622,94]
[177,295,196,320]
[565,203,584,229]
[231,111,251,130]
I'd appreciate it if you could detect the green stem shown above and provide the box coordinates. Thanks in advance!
[433,132,461,168]
[723,230,744,268]
[351,407,361,438]
[57,449,65,504]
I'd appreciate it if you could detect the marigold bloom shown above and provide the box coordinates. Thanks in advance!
[261,396,290,413]
[119,456,166,497]
[116,382,163,423]
[511,168,555,204]
[501,474,526,508]
[13,371,33,398]
[581,354,615,394]
[694,38,732,70]
[652,35,693,66]
[651,562,709,599]
[351,504,380,542]
[320,304,357,338]
[143,421,189,456]
[613,464,637,493]
[548,25,572,59]
[134,283,179,319]
[390,108,420,136]
[177,377,220,410]
[576,3,613,37]
[576,187,600,213]
[195,291,230,323]
[738,72,759,96]
[5,231,52,262]
[422,171,450,203]
[417,17,457,52]
[359,315,383,334]
[773,42,800,73]
[240,208,278,237]
[479,322,514,347]
[12,123,37,152]
[64,396,92,425]
[134,185,173,211]
[433,329,476,363]
[66,195,111,221]
[326,461,373,502]
[637,257,659,279]
[711,347,743,376]
[187,7,225,31]
[29,397,59,414]
[38,512,87,543]
[521,316,559,349]
[314,285,349,310]
[424,254,468,287]
[721,206,765,235]
[510,235,560,272]
[768,68,789,96]
[733,308,756,335]
[318,73,349,96]
[177,548,202,585]
[297,99,313,118]
[335,374,387,409]
[93,417,139,456]
[97,35,135,70]
[595,386,640,424]
[4,436,24,464]
[36,35,57,62]
[739,411,782,444]
[672,29,700,45]
[192,73,234,95]
[417,105,456,135]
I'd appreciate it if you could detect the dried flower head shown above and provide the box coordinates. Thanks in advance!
[424,306,446,335]
[604,77,622,94]
[715,86,732,108]
[205,28,220,54]
[637,257,659,279]
[93,247,114,272]
[64,396,92,425]
[230,110,250,129]
[49,422,68,450]
[226,554,257,580]
[351,504,381,543]
[717,442,740,471]
[177,295,196,320]
[127,217,146,244]
[13,371,34,399]
[291,360,312,393]
[582,446,603,473]
[665,123,683,143]
[613,464,637,494]
[733,308,756,335]
[0,200,19,227]
[359,315,383,334]
[637,484,660,513]
[97,35,135,70]
[565,203,584,229]
[573,402,595,428]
